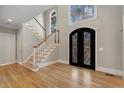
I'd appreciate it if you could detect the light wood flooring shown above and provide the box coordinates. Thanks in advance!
[0,63,124,88]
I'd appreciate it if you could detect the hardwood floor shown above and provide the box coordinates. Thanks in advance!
[0,63,124,88]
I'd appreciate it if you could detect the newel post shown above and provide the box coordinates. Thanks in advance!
[57,30,60,44]
[45,31,47,44]
[55,30,57,43]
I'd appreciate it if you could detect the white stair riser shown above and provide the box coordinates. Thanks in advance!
[24,43,58,71]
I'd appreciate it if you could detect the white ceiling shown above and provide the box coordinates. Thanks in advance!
[0,5,53,29]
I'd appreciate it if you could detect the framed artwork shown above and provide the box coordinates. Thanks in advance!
[69,5,97,24]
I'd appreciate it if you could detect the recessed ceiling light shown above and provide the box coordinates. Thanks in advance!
[7,19,12,22]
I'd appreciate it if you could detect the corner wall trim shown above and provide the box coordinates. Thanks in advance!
[22,53,33,63]
[96,66,122,76]
[17,62,23,65]
[0,62,16,66]
[58,59,69,64]
[16,53,33,65]
[38,60,59,68]
[38,59,69,69]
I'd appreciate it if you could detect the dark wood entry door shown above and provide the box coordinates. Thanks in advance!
[69,28,95,70]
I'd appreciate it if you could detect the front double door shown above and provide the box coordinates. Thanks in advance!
[69,28,95,70]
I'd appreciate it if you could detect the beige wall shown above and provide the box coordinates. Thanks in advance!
[122,6,124,79]
[57,5,123,71]
[27,13,45,40]
[16,26,23,62]
[0,26,16,34]
[0,26,16,64]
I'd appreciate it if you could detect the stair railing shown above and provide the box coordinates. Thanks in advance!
[32,17,59,69]
[33,18,47,42]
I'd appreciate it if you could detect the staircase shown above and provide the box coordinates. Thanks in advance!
[26,18,45,40]
[22,18,60,71]
[28,25,44,40]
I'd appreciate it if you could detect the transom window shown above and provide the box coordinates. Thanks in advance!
[69,5,96,24]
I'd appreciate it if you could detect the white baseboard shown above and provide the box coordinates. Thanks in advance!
[38,59,70,69]
[16,53,33,65]
[38,59,69,69]
[0,62,16,66]
[17,62,23,65]
[38,60,59,68]
[96,66,122,76]
[23,53,33,63]
[58,59,69,64]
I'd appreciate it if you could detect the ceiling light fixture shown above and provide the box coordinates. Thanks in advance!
[7,19,12,22]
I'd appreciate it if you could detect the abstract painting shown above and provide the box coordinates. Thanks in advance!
[70,5,95,23]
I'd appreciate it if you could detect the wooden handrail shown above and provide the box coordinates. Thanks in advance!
[33,18,47,32]
[33,17,47,45]
[55,30,56,43]
[33,18,60,48]
[33,31,56,48]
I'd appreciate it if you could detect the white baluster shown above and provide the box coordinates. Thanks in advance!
[33,48,36,68]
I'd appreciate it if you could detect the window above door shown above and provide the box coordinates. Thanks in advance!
[69,5,97,24]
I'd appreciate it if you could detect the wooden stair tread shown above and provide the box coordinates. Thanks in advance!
[23,43,59,71]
